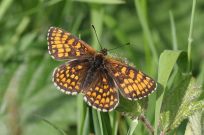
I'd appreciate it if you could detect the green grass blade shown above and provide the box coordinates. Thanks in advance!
[90,5,104,50]
[92,110,103,135]
[187,0,196,72]
[111,112,119,135]
[2,64,26,135]
[0,0,13,20]
[100,112,112,135]
[74,0,125,4]
[77,95,87,135]
[169,11,178,50]
[82,108,91,135]
[126,118,138,135]
[134,0,158,65]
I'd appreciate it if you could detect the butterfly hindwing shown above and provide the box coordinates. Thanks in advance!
[53,60,89,95]
[105,59,157,100]
[47,27,96,60]
[83,71,119,112]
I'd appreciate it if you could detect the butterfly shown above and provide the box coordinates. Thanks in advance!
[47,27,157,112]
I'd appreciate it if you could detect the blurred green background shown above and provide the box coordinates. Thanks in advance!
[0,0,204,135]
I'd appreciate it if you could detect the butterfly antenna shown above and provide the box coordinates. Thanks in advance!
[108,42,131,51]
[92,25,103,50]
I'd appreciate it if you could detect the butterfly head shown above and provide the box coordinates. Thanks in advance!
[99,48,108,56]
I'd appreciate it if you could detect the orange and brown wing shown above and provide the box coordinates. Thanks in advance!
[53,60,89,95]
[47,27,96,60]
[105,59,157,100]
[83,71,119,112]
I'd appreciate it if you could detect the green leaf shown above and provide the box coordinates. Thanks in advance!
[116,94,148,116]
[154,50,185,135]
[160,71,191,130]
[170,78,203,129]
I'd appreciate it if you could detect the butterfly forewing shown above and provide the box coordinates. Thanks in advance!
[83,71,119,112]
[105,59,157,100]
[47,27,96,60]
[53,60,89,95]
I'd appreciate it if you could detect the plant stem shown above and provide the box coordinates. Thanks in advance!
[138,114,154,135]
[187,0,196,72]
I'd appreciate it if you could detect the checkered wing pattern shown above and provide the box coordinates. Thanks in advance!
[83,71,119,112]
[106,59,157,100]
[53,60,89,95]
[47,27,96,60]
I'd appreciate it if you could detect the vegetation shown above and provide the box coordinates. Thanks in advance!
[0,0,204,135]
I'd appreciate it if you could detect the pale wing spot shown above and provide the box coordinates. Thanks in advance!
[71,81,76,86]
[132,84,138,91]
[56,44,63,48]
[59,74,64,78]
[128,85,133,92]
[54,40,61,44]
[141,82,146,88]
[68,38,75,44]
[94,100,99,104]
[65,48,71,52]
[58,53,63,57]
[75,42,81,48]
[124,87,129,94]
[137,84,143,91]
[124,79,129,84]
[64,83,68,88]
[55,37,60,40]
[137,73,143,79]
[96,95,101,100]
[58,49,64,53]
[129,70,135,79]
[105,98,110,103]
[77,65,82,69]
[114,72,119,77]
[56,33,61,37]
[61,78,66,82]
[67,79,71,83]
[121,67,127,74]
[144,79,149,85]
[76,51,80,56]
[128,79,134,83]
[91,92,96,97]
[100,98,105,104]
